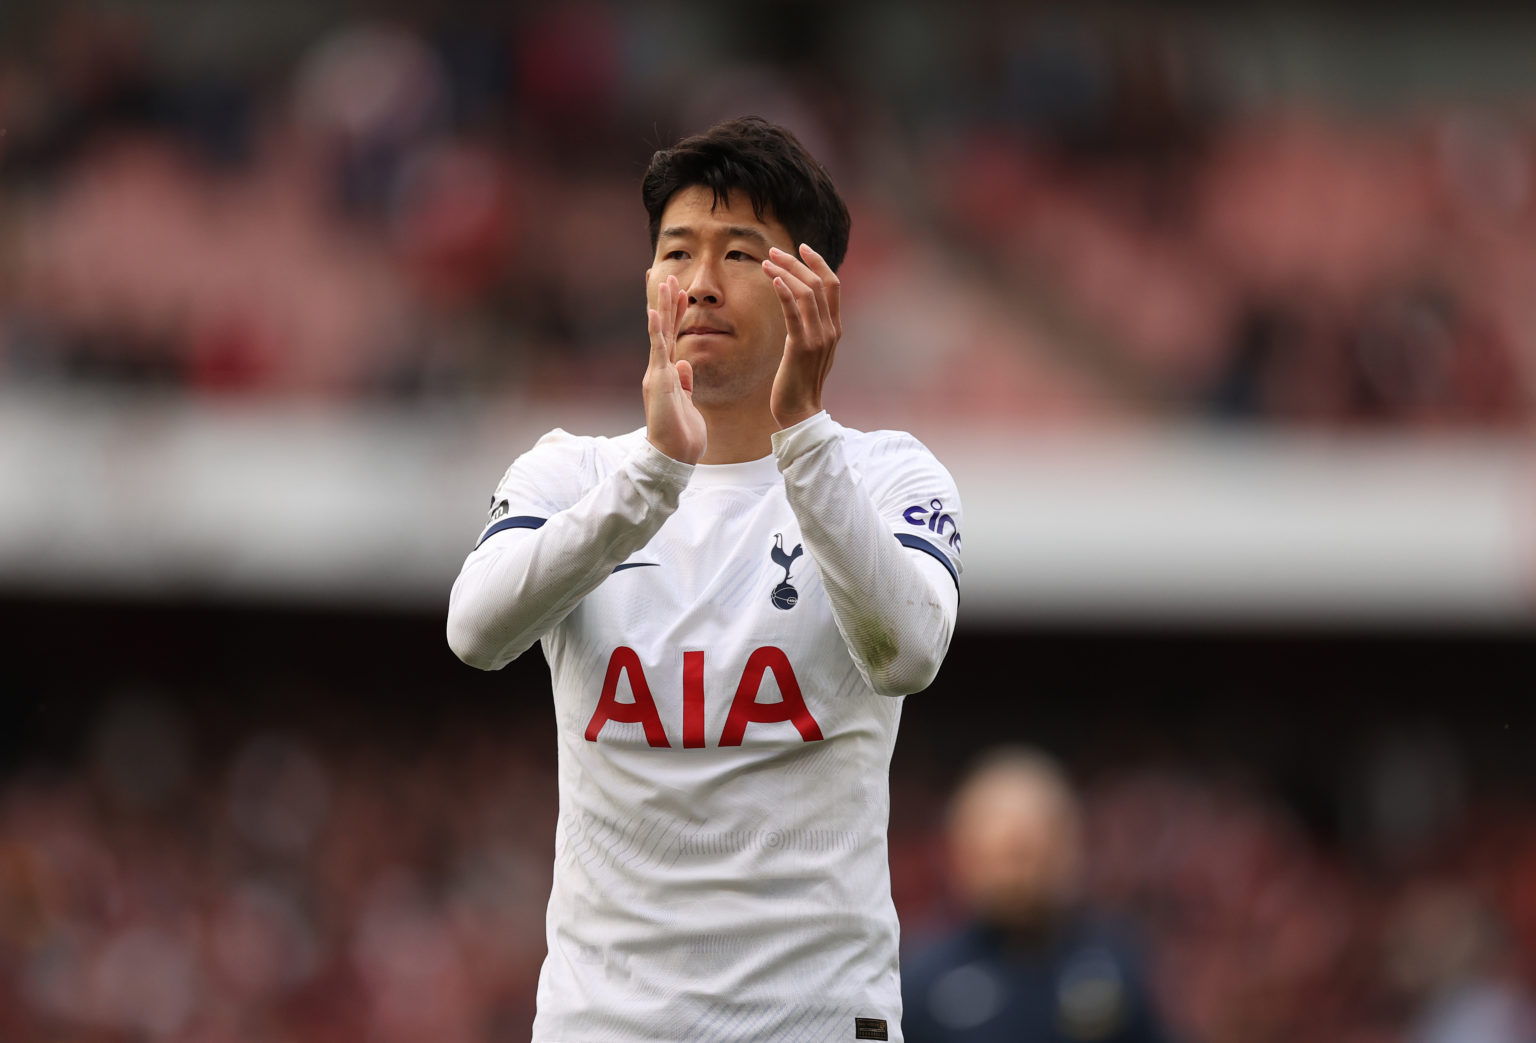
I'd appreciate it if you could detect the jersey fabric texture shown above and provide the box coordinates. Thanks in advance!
[448,412,962,1043]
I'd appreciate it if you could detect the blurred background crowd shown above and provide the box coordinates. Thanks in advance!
[6,669,1536,1043]
[5,2,1536,1042]
[4,609,1533,1043]
[3,1,1535,426]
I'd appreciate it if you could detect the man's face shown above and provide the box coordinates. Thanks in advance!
[646,185,794,408]
[948,771,1081,928]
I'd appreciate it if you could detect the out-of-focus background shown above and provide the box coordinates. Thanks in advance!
[3,2,1535,1040]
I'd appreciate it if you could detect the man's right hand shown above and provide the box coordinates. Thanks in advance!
[643,274,707,465]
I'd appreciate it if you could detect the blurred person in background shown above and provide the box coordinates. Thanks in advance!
[1385,881,1536,1043]
[902,747,1173,1043]
[446,116,962,1042]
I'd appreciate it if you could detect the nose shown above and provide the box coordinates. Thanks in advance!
[684,256,722,306]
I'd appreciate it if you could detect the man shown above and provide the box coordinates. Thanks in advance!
[447,117,962,1042]
[901,748,1173,1043]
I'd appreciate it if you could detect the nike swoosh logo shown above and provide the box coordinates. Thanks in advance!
[612,562,660,572]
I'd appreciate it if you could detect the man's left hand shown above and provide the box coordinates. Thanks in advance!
[764,243,841,429]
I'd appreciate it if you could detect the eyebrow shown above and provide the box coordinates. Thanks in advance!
[658,225,776,250]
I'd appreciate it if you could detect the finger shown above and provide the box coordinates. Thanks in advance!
[648,307,670,372]
[675,358,693,394]
[667,278,685,346]
[648,283,671,369]
[766,248,832,340]
[655,276,684,362]
[670,275,686,348]
[766,262,824,349]
[798,243,841,336]
[650,277,679,368]
[768,244,817,282]
[772,275,809,348]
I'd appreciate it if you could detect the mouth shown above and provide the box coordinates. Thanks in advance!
[679,326,731,338]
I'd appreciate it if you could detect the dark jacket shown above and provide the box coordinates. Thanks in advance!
[901,913,1175,1043]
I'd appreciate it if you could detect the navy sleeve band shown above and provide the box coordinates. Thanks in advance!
[894,532,959,590]
[474,516,658,577]
[476,515,546,548]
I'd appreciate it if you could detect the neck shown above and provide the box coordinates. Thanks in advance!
[698,400,778,464]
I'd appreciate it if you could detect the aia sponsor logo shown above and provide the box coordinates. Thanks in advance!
[585,646,822,748]
[903,498,961,551]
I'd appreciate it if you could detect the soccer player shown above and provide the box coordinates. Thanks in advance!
[447,116,962,1042]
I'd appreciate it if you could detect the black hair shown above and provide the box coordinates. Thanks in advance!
[642,116,851,271]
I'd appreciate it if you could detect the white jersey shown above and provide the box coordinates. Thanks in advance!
[448,412,962,1043]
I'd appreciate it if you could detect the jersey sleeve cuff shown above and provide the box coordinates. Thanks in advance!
[770,410,835,466]
[634,438,696,489]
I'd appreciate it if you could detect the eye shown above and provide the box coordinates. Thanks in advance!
[726,250,757,262]
[661,250,688,261]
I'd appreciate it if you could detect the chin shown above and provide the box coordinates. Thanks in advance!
[688,384,736,409]
[686,370,743,407]
[686,360,776,410]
